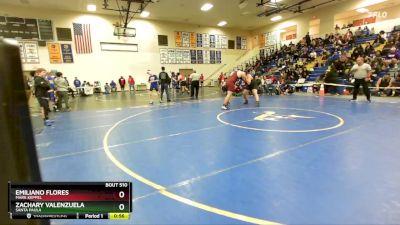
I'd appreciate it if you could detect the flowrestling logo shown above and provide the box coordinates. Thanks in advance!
[254,111,315,122]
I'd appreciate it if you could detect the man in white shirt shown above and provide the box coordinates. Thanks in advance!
[189,70,201,99]
[350,57,372,102]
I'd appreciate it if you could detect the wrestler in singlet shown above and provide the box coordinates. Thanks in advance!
[226,71,242,92]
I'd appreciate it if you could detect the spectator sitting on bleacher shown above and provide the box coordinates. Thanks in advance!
[110,80,117,92]
[363,26,370,36]
[375,74,394,96]
[365,42,375,56]
[104,83,111,94]
[352,45,365,60]
[355,27,363,37]
[373,33,386,47]
[385,47,399,65]
[370,27,375,35]
[390,73,400,96]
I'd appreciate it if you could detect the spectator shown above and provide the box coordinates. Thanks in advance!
[305,32,311,46]
[74,77,81,95]
[218,72,224,87]
[189,70,200,99]
[110,80,117,92]
[54,72,70,112]
[34,68,52,126]
[179,73,189,94]
[159,66,171,102]
[355,27,362,37]
[385,47,399,65]
[370,27,375,35]
[375,74,393,96]
[104,83,111,94]
[128,75,135,92]
[200,73,204,87]
[118,76,126,91]
[364,42,375,56]
[363,26,370,36]
[391,74,400,96]
[324,66,340,95]
[373,33,386,46]
[64,77,75,98]
[147,70,159,104]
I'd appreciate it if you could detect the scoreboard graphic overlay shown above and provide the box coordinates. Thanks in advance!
[8,182,132,220]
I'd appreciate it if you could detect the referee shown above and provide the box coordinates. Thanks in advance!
[189,70,200,99]
[350,56,372,102]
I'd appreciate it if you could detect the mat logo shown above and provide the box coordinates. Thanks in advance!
[254,111,314,121]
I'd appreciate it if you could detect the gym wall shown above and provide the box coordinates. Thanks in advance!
[0,3,252,88]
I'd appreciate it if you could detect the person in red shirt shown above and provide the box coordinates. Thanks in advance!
[200,74,204,87]
[218,72,224,87]
[221,70,246,110]
[179,73,189,94]
[128,75,135,92]
[118,76,126,91]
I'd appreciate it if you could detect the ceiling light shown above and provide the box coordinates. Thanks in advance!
[140,11,150,17]
[357,0,387,8]
[201,3,213,11]
[271,15,282,21]
[356,8,369,13]
[217,21,227,27]
[87,4,96,12]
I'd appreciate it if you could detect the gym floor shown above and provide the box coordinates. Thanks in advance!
[33,89,400,224]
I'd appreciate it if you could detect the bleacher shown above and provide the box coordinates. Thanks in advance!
[307,66,329,81]
[354,34,378,45]
[225,24,400,94]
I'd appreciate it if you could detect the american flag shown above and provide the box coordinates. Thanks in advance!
[73,23,92,54]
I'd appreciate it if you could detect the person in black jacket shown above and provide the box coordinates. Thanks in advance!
[159,67,171,102]
[34,68,53,126]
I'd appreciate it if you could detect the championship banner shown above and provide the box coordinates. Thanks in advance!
[221,35,228,49]
[236,36,242,49]
[196,33,203,48]
[160,48,168,64]
[216,51,222,64]
[23,42,40,64]
[168,49,176,64]
[265,33,270,47]
[61,44,74,63]
[190,50,197,64]
[183,50,190,64]
[209,35,216,48]
[260,33,265,48]
[210,50,216,64]
[189,32,197,48]
[48,43,62,64]
[215,35,221,49]
[182,32,190,48]
[176,49,183,64]
[175,31,182,47]
[196,50,203,64]
[241,37,247,50]
[202,34,209,48]
[203,50,210,64]
[18,43,26,64]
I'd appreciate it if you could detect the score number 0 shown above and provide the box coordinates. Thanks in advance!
[118,191,125,211]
